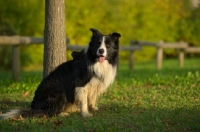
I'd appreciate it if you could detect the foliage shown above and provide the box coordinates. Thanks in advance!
[0,0,199,69]
[0,59,200,131]
[0,0,44,70]
[179,7,200,46]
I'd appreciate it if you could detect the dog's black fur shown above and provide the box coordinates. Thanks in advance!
[30,59,92,116]
[0,28,121,119]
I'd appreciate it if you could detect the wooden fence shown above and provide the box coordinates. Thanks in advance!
[131,40,188,70]
[0,36,200,81]
[131,40,200,69]
[0,36,141,81]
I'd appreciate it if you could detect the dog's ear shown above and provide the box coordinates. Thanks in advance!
[90,28,101,35]
[111,32,121,43]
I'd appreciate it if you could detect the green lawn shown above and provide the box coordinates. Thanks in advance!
[0,58,200,132]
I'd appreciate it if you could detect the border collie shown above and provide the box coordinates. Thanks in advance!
[0,28,121,119]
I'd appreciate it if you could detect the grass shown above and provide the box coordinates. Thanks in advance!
[0,58,200,132]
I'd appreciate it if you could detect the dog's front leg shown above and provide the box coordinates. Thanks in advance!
[76,87,93,117]
[88,90,99,111]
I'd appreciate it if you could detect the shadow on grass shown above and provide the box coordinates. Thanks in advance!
[0,101,200,132]
[96,103,200,131]
[0,99,30,112]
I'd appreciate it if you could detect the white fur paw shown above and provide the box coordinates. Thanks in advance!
[90,106,98,111]
[81,112,93,117]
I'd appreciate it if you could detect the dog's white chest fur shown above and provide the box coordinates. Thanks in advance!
[90,60,117,90]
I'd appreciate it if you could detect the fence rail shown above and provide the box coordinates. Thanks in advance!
[0,36,141,81]
[0,36,44,45]
[0,36,199,81]
[185,47,200,53]
[131,40,189,69]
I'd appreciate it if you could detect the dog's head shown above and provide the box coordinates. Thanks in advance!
[87,28,121,63]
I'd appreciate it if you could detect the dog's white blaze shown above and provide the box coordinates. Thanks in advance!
[97,36,107,57]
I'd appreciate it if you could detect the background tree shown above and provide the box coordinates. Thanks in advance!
[44,0,66,77]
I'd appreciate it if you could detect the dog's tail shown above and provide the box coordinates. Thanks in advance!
[0,109,47,119]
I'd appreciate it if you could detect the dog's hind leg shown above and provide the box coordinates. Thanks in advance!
[62,102,79,113]
[31,90,67,117]
[75,87,93,117]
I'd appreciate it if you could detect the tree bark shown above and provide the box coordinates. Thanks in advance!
[44,0,66,78]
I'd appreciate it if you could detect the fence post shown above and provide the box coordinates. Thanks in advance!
[129,40,139,70]
[12,45,20,81]
[129,50,134,70]
[156,40,163,70]
[178,49,184,68]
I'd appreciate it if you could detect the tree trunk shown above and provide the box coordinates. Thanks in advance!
[44,0,66,78]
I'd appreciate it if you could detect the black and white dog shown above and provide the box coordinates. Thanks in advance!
[0,28,121,119]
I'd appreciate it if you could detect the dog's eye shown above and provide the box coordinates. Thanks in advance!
[97,41,101,46]
[106,44,111,48]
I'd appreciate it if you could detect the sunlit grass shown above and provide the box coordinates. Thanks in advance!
[0,58,200,131]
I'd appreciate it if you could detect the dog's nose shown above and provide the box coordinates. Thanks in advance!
[99,49,104,54]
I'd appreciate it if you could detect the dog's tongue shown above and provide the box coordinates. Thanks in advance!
[98,56,105,63]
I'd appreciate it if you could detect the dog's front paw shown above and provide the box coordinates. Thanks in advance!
[90,106,98,111]
[81,112,93,117]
